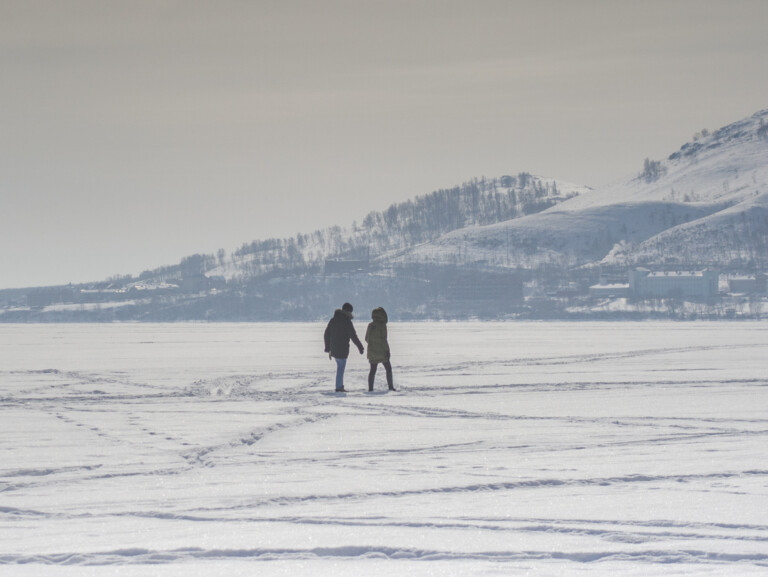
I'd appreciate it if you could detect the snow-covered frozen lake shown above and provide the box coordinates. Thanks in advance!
[1,322,767,576]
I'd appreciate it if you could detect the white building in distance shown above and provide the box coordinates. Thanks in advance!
[629,269,719,299]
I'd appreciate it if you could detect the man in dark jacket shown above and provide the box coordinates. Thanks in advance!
[324,302,364,392]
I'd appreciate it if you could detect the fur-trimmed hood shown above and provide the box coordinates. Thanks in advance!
[334,308,354,320]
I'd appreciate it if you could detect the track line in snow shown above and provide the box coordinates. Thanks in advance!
[2,545,766,566]
[100,511,768,546]
[396,342,768,374]
[209,469,768,510]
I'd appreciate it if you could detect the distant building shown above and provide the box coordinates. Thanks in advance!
[629,268,719,299]
[589,283,630,298]
[444,271,523,303]
[728,273,766,294]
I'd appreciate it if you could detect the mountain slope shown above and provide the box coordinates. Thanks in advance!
[209,174,591,280]
[613,191,768,268]
[565,111,768,210]
[397,201,728,268]
[391,109,768,270]
[4,109,767,321]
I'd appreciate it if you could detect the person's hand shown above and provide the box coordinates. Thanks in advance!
[358,346,364,355]
[329,352,333,360]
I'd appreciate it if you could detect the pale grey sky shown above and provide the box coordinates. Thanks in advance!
[2,0,767,288]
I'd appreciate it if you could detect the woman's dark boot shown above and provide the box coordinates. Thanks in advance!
[384,361,395,391]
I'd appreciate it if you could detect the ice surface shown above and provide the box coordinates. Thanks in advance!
[1,322,767,576]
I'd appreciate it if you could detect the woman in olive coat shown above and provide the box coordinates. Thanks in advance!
[364,307,395,391]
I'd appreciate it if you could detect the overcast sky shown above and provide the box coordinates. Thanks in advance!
[2,0,767,288]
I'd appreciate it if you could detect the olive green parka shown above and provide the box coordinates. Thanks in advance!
[364,307,390,363]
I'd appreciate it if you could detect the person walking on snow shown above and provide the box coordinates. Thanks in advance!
[365,307,395,392]
[324,302,364,392]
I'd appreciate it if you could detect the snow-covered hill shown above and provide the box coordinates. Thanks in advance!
[209,173,592,280]
[392,109,768,270]
[564,112,768,210]
[398,201,729,268]
[4,109,768,322]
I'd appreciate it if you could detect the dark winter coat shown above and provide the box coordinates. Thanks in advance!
[324,309,364,359]
[365,307,390,364]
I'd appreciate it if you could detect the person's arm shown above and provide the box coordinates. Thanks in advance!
[350,323,364,354]
[324,320,332,353]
